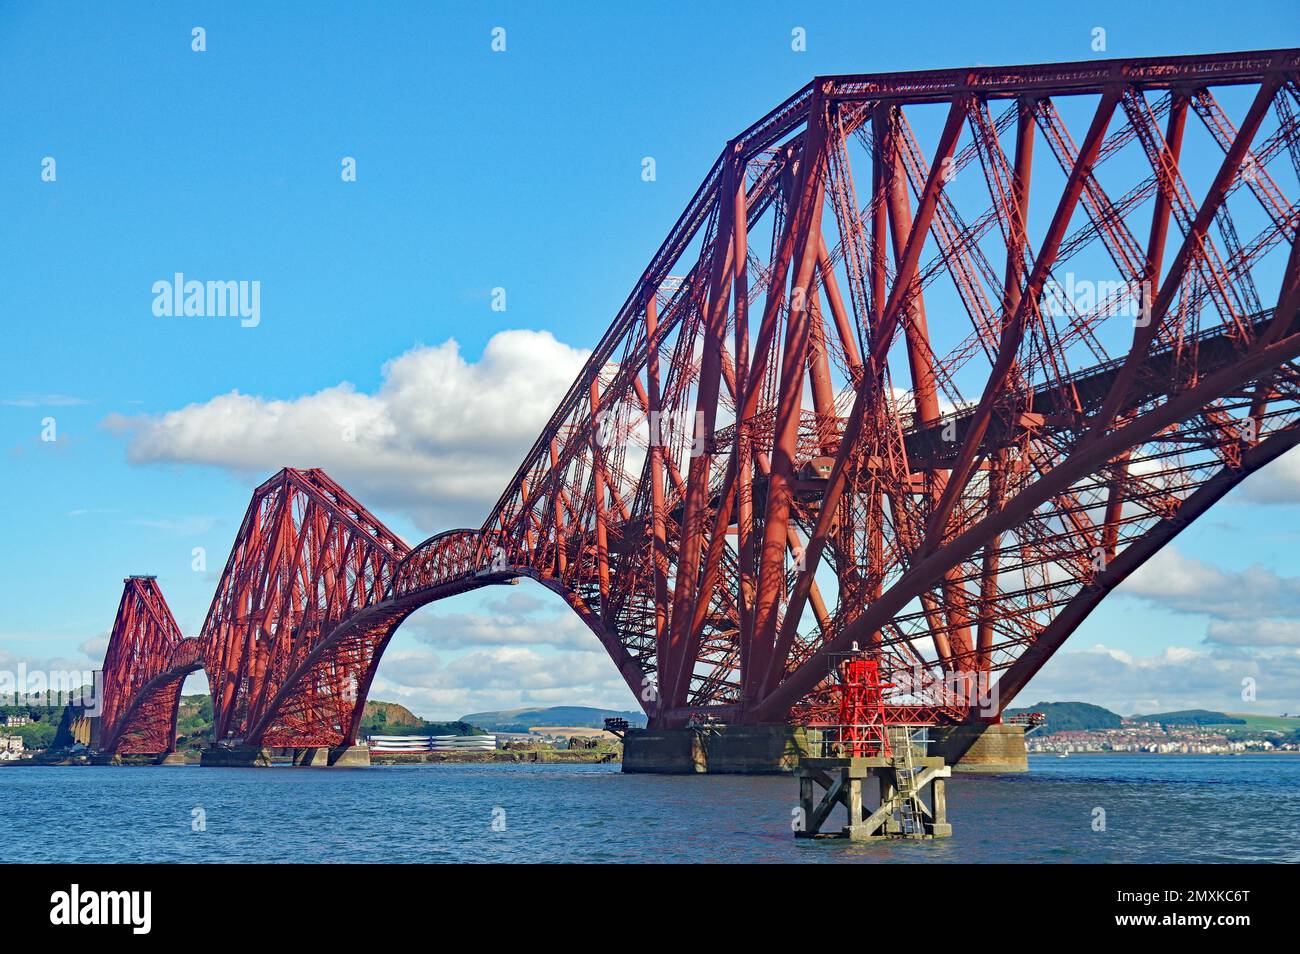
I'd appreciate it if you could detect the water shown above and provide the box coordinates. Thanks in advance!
[3,755,1297,863]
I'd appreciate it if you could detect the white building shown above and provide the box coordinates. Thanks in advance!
[367,734,497,753]
[0,735,24,760]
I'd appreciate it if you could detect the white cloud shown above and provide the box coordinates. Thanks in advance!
[368,645,637,721]
[0,630,107,672]
[1015,544,1300,709]
[1237,445,1300,504]
[366,586,637,718]
[403,602,597,652]
[1120,546,1300,624]
[1206,619,1300,647]
[77,635,109,658]
[105,330,589,530]
[1017,642,1300,715]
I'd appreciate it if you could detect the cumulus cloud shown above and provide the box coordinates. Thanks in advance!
[1237,445,1300,504]
[365,585,634,718]
[0,627,109,671]
[401,593,598,652]
[1120,545,1300,633]
[1205,619,1300,647]
[1013,545,1300,707]
[77,635,109,658]
[369,645,637,721]
[104,330,589,530]
[1018,642,1300,715]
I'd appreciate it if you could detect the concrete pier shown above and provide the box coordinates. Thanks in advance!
[623,722,1027,774]
[90,752,178,766]
[623,724,809,774]
[622,727,701,772]
[927,723,1028,773]
[196,744,370,767]
[199,747,273,767]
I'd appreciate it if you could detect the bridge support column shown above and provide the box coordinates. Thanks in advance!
[623,725,809,773]
[199,747,273,767]
[91,752,174,766]
[625,723,1027,773]
[927,723,1027,773]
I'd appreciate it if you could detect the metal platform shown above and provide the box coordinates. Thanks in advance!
[796,754,953,840]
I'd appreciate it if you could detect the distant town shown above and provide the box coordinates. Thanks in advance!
[1026,722,1299,755]
[1010,702,1300,756]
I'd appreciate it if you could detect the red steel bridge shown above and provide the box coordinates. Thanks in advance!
[97,49,1300,756]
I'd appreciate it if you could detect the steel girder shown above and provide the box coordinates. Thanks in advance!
[463,49,1300,726]
[98,578,200,755]
[201,468,410,747]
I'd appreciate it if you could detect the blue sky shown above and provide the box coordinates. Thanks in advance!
[3,1,1300,719]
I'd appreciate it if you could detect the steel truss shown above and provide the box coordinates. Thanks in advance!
[96,50,1300,751]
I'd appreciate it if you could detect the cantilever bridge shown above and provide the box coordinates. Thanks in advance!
[97,50,1300,757]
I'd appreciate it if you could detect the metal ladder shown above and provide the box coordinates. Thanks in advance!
[891,728,922,836]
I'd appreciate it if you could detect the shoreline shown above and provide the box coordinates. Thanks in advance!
[2,747,623,767]
[1028,749,1298,757]
[370,749,619,765]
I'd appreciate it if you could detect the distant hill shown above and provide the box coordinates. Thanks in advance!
[459,706,647,732]
[1131,709,1246,726]
[1004,701,1122,735]
[358,700,484,737]
[1218,712,1300,734]
[363,700,423,728]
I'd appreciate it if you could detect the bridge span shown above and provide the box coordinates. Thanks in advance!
[94,49,1300,768]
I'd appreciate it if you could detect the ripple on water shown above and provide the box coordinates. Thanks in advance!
[2,755,1296,863]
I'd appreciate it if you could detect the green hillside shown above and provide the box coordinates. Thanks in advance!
[1004,701,1122,735]
[357,700,485,737]
[1215,713,1300,735]
[1130,708,1245,726]
[174,693,213,751]
[0,704,61,749]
